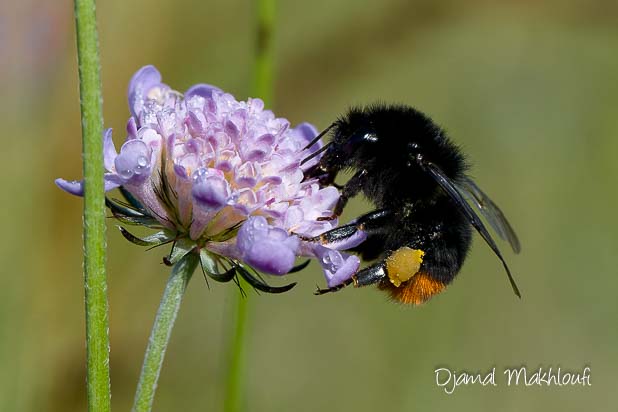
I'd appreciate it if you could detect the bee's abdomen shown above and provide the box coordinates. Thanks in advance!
[378,201,473,304]
[378,271,446,305]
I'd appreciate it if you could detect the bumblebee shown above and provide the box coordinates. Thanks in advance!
[301,104,521,304]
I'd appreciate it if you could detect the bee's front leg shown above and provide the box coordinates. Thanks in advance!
[317,169,368,221]
[299,209,391,248]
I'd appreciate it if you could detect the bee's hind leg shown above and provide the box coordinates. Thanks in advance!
[314,278,354,295]
[303,209,391,295]
[314,263,387,295]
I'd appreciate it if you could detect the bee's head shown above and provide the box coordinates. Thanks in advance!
[301,120,379,183]
[300,142,348,184]
[324,126,379,170]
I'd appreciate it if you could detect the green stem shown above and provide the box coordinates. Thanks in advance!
[73,0,111,410]
[132,253,199,412]
[224,279,250,412]
[252,0,276,106]
[224,1,276,411]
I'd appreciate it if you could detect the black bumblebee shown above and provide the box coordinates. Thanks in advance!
[301,104,521,304]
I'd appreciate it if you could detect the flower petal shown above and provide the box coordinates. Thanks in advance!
[114,139,152,182]
[294,122,319,143]
[55,178,83,196]
[312,245,361,288]
[103,128,117,171]
[128,65,163,119]
[237,216,300,275]
[293,122,323,171]
[185,83,221,100]
[55,174,122,197]
[126,117,138,139]
[192,168,231,211]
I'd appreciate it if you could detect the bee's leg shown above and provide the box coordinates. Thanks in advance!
[316,246,434,302]
[302,209,391,247]
[315,263,387,295]
[318,169,368,221]
[314,278,354,295]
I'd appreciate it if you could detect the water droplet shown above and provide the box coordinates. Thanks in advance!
[253,218,267,230]
[322,254,331,265]
[118,168,134,179]
[193,168,207,182]
[137,155,148,168]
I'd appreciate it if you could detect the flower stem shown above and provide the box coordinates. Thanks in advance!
[224,1,276,411]
[73,0,111,410]
[132,252,199,412]
[224,280,250,412]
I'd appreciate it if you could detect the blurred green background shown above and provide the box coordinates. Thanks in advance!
[2,0,617,410]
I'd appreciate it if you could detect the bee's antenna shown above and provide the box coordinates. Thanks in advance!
[302,123,336,151]
[300,143,329,165]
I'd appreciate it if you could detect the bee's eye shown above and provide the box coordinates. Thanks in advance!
[343,132,377,154]
[360,133,378,143]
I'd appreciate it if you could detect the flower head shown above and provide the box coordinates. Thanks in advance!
[56,65,360,292]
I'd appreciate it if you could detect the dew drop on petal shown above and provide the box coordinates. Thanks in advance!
[322,253,332,265]
[136,155,148,172]
[250,215,268,231]
[193,168,208,182]
[118,168,134,179]
[228,191,239,204]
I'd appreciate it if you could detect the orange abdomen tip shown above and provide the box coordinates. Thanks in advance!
[380,271,446,305]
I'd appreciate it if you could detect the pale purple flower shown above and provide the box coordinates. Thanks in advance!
[56,65,361,291]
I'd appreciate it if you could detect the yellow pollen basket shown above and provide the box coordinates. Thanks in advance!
[385,247,425,287]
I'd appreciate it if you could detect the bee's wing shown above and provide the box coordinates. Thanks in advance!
[422,162,521,298]
[459,176,521,254]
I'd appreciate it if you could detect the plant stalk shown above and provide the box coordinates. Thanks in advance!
[73,0,111,410]
[132,253,199,412]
